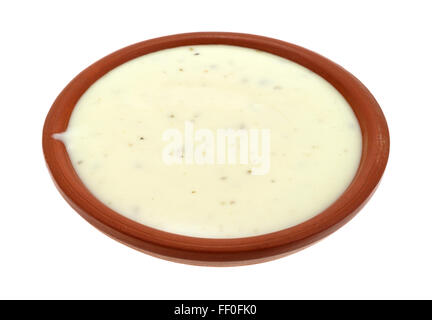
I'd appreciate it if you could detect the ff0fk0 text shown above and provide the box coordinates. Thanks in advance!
[219,304,257,315]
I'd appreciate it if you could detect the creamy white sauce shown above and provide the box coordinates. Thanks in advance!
[57,45,362,238]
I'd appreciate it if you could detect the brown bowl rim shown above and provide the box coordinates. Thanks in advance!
[42,32,390,266]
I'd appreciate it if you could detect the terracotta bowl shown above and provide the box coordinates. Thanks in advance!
[42,32,390,266]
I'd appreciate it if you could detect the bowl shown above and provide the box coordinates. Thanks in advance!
[42,32,390,266]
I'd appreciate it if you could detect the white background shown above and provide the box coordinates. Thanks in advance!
[1,0,431,299]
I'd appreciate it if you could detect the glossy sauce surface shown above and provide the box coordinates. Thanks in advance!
[55,45,362,238]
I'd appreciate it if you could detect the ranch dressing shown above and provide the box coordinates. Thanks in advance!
[56,45,362,238]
